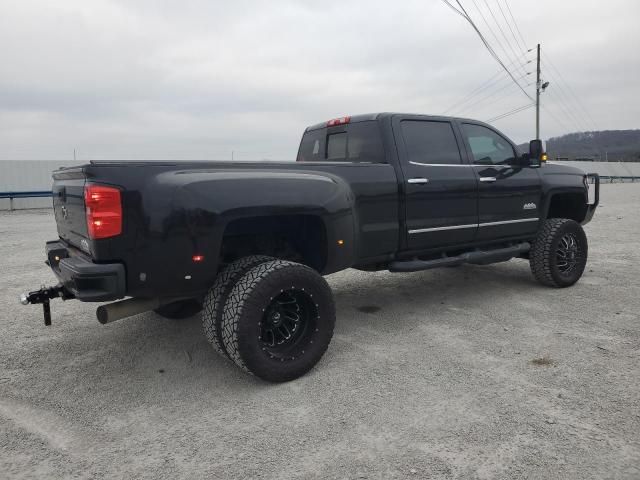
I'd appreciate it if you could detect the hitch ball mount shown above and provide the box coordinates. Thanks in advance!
[20,284,74,326]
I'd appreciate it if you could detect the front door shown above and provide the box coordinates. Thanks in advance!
[459,122,542,241]
[394,117,478,251]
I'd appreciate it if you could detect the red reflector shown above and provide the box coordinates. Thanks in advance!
[192,255,205,262]
[326,116,351,127]
[84,185,122,239]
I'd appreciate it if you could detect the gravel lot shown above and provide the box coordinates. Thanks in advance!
[1,184,639,480]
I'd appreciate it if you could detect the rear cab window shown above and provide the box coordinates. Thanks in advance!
[297,121,385,163]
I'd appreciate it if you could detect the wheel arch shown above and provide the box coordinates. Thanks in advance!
[220,214,331,272]
[543,189,588,223]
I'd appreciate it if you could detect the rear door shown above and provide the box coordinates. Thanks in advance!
[393,116,478,251]
[297,120,399,260]
[459,122,542,240]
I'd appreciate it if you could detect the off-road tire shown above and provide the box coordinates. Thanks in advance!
[202,255,273,359]
[154,299,202,320]
[221,260,335,382]
[530,218,588,288]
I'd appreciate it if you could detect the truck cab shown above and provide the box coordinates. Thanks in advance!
[297,113,594,264]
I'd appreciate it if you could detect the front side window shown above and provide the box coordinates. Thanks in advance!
[400,120,462,165]
[462,124,516,165]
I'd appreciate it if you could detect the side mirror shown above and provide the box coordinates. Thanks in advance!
[528,139,543,167]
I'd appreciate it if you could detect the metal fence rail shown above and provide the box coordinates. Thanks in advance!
[0,191,52,211]
[596,176,639,183]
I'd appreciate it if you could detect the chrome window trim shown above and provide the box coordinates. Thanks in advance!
[409,161,513,168]
[409,161,470,167]
[408,217,539,234]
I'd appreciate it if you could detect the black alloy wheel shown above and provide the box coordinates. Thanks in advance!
[555,232,585,277]
[260,289,318,360]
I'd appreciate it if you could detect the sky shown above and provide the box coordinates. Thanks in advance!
[1,0,638,161]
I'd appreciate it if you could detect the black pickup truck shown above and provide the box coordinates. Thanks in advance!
[22,113,599,381]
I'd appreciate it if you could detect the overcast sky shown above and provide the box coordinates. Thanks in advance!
[1,0,638,160]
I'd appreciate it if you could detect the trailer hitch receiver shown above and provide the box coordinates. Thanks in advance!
[20,284,74,326]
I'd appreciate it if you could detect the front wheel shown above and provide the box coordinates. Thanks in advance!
[530,218,588,288]
[221,260,335,382]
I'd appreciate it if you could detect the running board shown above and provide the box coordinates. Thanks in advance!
[389,242,530,273]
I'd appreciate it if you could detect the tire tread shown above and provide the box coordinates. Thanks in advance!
[202,255,272,359]
[222,260,295,373]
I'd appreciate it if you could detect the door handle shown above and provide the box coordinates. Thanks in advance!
[479,177,497,182]
[408,178,429,185]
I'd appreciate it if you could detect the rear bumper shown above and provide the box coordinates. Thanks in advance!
[46,240,126,302]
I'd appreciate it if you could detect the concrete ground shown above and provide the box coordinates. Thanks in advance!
[0,184,638,480]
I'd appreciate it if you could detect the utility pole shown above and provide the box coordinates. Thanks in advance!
[535,43,541,140]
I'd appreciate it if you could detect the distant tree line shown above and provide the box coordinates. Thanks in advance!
[544,130,640,162]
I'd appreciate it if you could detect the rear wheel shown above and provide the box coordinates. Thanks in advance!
[221,260,335,382]
[530,218,588,287]
[202,255,273,359]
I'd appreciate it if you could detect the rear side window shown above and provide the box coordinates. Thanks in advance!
[297,129,325,161]
[297,121,385,163]
[400,120,462,165]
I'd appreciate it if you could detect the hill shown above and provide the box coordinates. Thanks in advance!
[543,130,640,162]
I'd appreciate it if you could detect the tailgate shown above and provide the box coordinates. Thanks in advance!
[52,167,90,252]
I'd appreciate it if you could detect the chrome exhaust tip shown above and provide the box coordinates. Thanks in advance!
[96,297,163,324]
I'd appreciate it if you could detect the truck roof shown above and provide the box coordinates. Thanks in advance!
[304,113,480,132]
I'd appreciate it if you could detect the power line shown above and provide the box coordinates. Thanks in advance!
[543,84,591,133]
[541,104,572,133]
[542,79,601,153]
[481,0,525,72]
[496,4,593,136]
[458,0,533,99]
[504,1,529,53]
[451,80,518,116]
[450,72,533,116]
[468,0,528,76]
[443,50,533,114]
[444,70,507,114]
[485,102,535,123]
[441,0,466,16]
[444,0,534,102]
[542,54,598,131]
[496,0,527,56]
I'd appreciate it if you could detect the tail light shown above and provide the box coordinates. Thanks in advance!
[326,116,351,127]
[84,184,122,239]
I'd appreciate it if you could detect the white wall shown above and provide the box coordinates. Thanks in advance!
[553,161,640,179]
[0,160,82,210]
